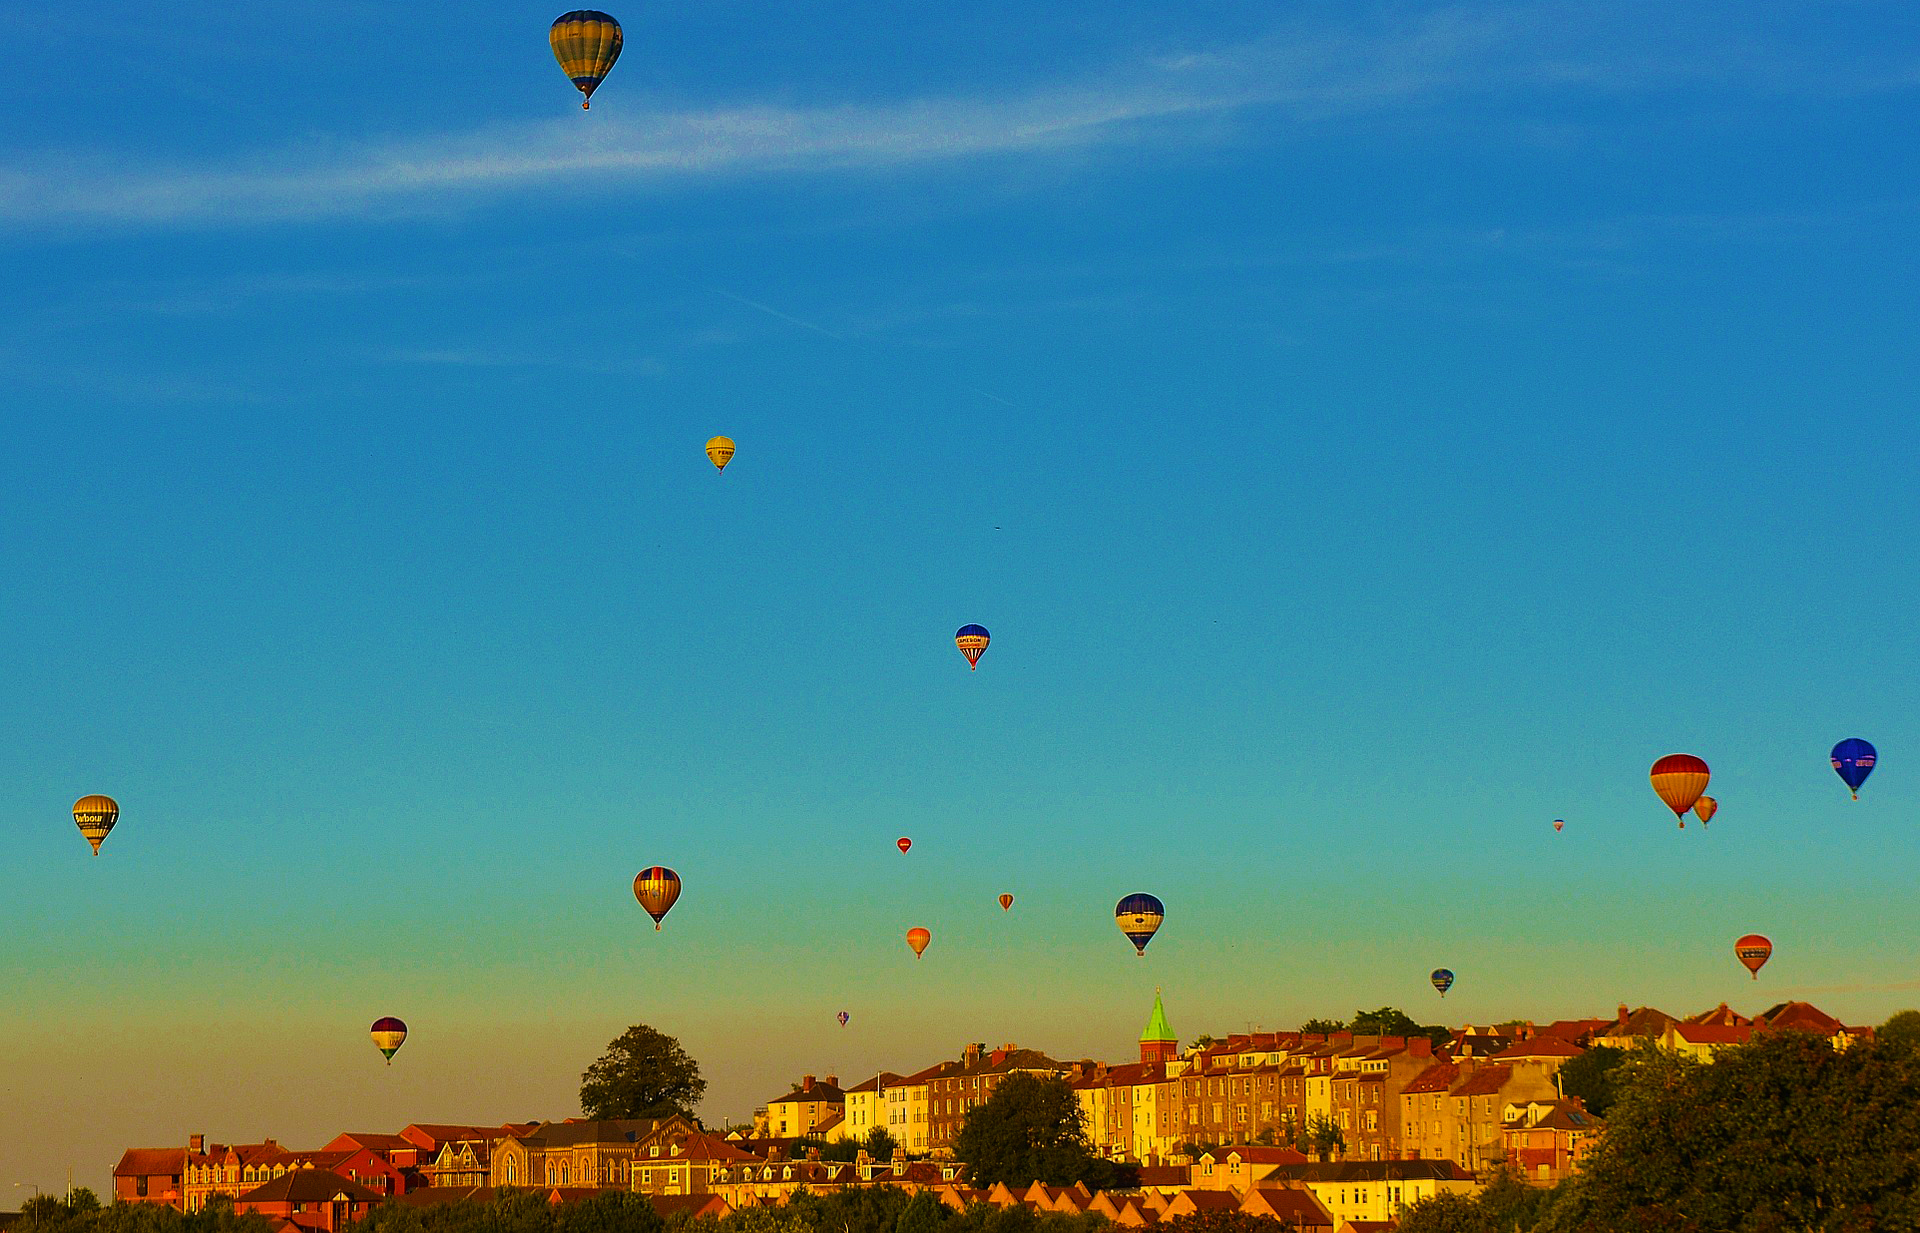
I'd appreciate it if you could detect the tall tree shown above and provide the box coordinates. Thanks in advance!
[579,1022,707,1120]
[1555,1044,1631,1118]
[1347,1007,1451,1047]
[953,1073,1117,1190]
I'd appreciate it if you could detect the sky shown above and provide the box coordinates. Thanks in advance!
[2,0,1919,1197]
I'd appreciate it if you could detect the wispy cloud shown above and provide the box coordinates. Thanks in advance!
[0,11,1515,229]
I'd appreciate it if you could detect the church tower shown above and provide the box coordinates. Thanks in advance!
[1139,988,1177,1064]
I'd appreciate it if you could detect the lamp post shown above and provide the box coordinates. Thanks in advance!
[12,1183,42,1206]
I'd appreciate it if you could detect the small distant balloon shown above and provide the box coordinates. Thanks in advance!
[837,1010,850,1027]
[706,436,736,473]
[73,794,119,856]
[1693,796,1718,827]
[1431,968,1455,997]
[1735,934,1772,979]
[999,893,1014,911]
[633,866,682,930]
[955,624,990,670]
[1650,754,1711,827]
[1552,818,1564,833]
[550,11,623,109]
[1831,739,1877,800]
[370,1017,408,1065]
[906,927,931,958]
[896,837,912,854]
[1115,893,1164,956]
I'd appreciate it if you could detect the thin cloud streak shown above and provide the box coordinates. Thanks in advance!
[0,13,1510,229]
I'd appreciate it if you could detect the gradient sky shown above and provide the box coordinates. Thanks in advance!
[4,0,1920,1198]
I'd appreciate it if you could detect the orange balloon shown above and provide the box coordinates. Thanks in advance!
[1693,796,1718,827]
[998,893,1014,911]
[1650,754,1710,827]
[1735,933,1772,979]
[906,927,930,958]
[633,867,682,931]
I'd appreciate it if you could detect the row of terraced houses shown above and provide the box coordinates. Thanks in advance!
[110,994,1871,1233]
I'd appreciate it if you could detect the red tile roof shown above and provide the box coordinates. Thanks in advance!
[1221,1146,1310,1165]
[1757,1001,1845,1033]
[237,1172,384,1205]
[114,1149,186,1177]
[1673,1022,1755,1046]
[1400,1062,1459,1095]
[1492,1037,1583,1059]
[1449,1064,1516,1097]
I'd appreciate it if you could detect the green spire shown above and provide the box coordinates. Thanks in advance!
[1140,988,1175,1044]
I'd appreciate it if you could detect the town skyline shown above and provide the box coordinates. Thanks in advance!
[5,0,1918,1212]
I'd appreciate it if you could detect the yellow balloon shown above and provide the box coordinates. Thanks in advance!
[705,436,736,472]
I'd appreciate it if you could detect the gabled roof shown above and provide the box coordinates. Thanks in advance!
[237,1172,384,1205]
[664,1133,759,1164]
[768,1080,848,1105]
[1606,1007,1678,1038]
[985,1048,1068,1075]
[1449,1064,1516,1097]
[1242,1187,1334,1227]
[521,1118,683,1148]
[902,1061,954,1084]
[325,1133,415,1153]
[1757,1001,1845,1033]
[1684,1002,1751,1027]
[1400,1062,1459,1095]
[1171,1190,1240,1211]
[1535,1018,1613,1043]
[115,1149,186,1177]
[1492,1037,1583,1060]
[1218,1145,1310,1165]
[1672,1022,1755,1046]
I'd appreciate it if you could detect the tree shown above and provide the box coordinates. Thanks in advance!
[863,1126,900,1163]
[1556,1042,1632,1118]
[1157,1211,1306,1233]
[1190,1035,1219,1049]
[1564,1031,1920,1231]
[1298,1018,1345,1034]
[1295,1115,1343,1162]
[1347,1007,1451,1048]
[1881,1009,1920,1051]
[580,1023,707,1120]
[952,1073,1118,1190]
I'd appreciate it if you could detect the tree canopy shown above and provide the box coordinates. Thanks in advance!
[579,1023,708,1121]
[1555,1043,1631,1118]
[952,1073,1119,1190]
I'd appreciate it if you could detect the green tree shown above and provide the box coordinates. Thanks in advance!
[863,1126,900,1163]
[1295,1115,1343,1162]
[893,1190,948,1233]
[1880,1009,1920,1051]
[1347,1007,1451,1048]
[554,1192,665,1233]
[1298,1018,1345,1034]
[1157,1211,1304,1233]
[1555,1043,1631,1118]
[580,1023,708,1120]
[1567,1031,1920,1231]
[952,1073,1117,1190]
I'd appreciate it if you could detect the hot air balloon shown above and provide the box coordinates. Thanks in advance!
[1115,893,1164,956]
[896,837,912,854]
[633,866,682,930]
[370,1017,407,1065]
[906,927,930,958]
[837,1011,850,1027]
[706,436,735,472]
[1552,818,1564,833]
[1832,739,1876,800]
[999,893,1014,911]
[73,794,119,856]
[1694,796,1718,827]
[550,11,622,109]
[1651,754,1711,827]
[1431,968,1455,997]
[1734,934,1772,979]
[955,625,990,670]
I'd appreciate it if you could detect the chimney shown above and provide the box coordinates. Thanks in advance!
[823,1075,837,1089]
[802,1075,814,1092]
[1410,1037,1432,1058]
[1617,1004,1630,1026]
[990,1047,1008,1067]
[190,1135,205,1154]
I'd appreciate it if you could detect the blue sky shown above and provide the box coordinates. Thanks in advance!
[3,0,1919,1195]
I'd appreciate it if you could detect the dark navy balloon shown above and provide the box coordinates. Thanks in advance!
[1115,893,1165,956]
[1430,968,1455,997]
[1832,739,1877,800]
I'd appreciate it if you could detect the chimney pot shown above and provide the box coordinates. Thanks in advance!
[190,1135,205,1154]
[802,1075,814,1092]
[824,1075,837,1088]
[1617,1004,1630,1025]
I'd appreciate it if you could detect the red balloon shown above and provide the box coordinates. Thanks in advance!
[1735,934,1772,979]
[896,837,912,854]
[999,893,1014,911]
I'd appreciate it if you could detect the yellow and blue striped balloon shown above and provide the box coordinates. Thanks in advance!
[550,11,623,109]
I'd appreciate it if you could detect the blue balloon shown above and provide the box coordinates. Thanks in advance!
[1831,738,1877,799]
[1430,968,1455,996]
[1115,893,1165,956]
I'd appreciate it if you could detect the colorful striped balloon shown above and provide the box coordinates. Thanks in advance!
[1650,754,1711,827]
[550,11,623,109]
[370,1017,408,1064]
[73,794,119,856]
[633,866,682,930]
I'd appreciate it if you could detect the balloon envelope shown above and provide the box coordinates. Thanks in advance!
[1650,754,1711,826]
[550,11,623,108]
[370,1016,408,1064]
[706,436,736,472]
[1735,934,1772,979]
[906,927,930,958]
[1831,739,1877,799]
[1115,893,1164,956]
[633,867,682,930]
[73,794,119,856]
[999,893,1014,911]
[896,837,912,854]
[955,624,990,669]
[837,1011,850,1027]
[1552,818,1564,833]
[1693,796,1718,826]
[1431,968,1455,996]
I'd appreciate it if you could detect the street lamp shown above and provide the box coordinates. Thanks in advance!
[12,1183,42,1203]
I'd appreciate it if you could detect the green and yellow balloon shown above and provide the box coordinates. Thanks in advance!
[550,11,623,109]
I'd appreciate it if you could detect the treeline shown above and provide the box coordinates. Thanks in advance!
[10,1193,271,1233]
[1397,1017,1920,1233]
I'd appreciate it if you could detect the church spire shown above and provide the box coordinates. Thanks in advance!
[1140,988,1177,1064]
